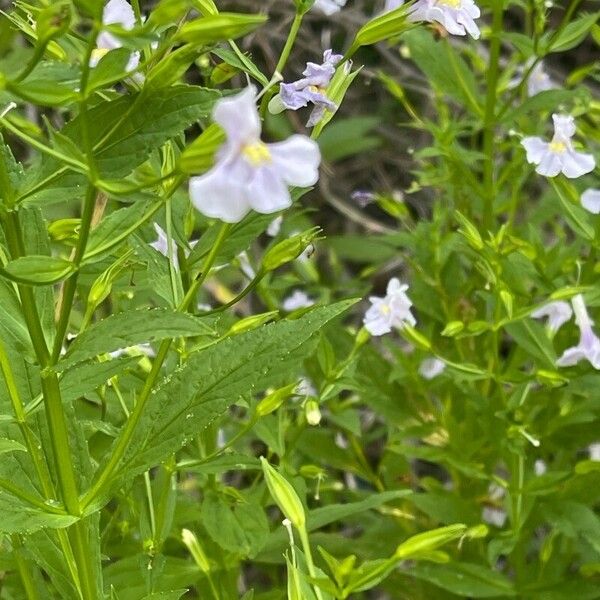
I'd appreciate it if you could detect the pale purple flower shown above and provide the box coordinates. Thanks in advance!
[582,189,600,214]
[282,290,314,312]
[527,62,556,97]
[314,0,347,15]
[522,114,596,179]
[557,294,600,370]
[297,377,317,397]
[189,87,321,223]
[90,0,141,74]
[531,301,573,334]
[419,357,446,380]
[386,0,481,39]
[351,190,377,207]
[280,50,343,127]
[150,223,179,269]
[364,278,416,336]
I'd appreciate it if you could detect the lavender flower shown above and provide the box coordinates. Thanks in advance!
[189,87,321,223]
[364,278,416,336]
[385,0,481,40]
[90,0,140,75]
[419,357,446,380]
[279,50,343,128]
[314,0,347,15]
[556,295,600,370]
[531,301,573,334]
[522,114,595,179]
[150,223,179,269]
[282,290,315,312]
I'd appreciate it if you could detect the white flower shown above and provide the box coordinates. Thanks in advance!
[589,443,600,461]
[90,0,140,74]
[557,294,600,370]
[527,62,556,97]
[149,223,179,269]
[297,377,317,397]
[531,300,573,334]
[522,114,596,179]
[314,0,347,15]
[189,87,321,223]
[109,343,155,359]
[237,251,256,280]
[582,189,600,214]
[534,459,547,476]
[363,278,416,336]
[419,357,446,380]
[267,215,283,237]
[387,0,481,39]
[282,290,315,312]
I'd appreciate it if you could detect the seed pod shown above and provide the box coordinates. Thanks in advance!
[260,457,306,529]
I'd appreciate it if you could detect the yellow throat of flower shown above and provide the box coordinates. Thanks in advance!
[438,0,462,7]
[548,141,567,154]
[90,47,109,63]
[242,141,272,166]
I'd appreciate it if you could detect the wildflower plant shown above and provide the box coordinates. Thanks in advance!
[0,0,598,599]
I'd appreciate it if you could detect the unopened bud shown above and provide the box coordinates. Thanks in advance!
[181,529,211,573]
[305,399,321,426]
[261,228,321,273]
[260,457,306,529]
[256,383,296,417]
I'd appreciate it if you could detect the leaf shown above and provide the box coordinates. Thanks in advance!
[0,438,27,454]
[505,320,557,369]
[544,12,600,53]
[211,47,269,87]
[60,309,215,368]
[403,29,482,116]
[100,301,357,496]
[86,48,134,93]
[0,133,24,206]
[409,561,517,597]
[3,255,75,285]
[0,493,77,533]
[201,491,269,557]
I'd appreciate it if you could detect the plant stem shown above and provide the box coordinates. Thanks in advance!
[12,535,41,600]
[52,184,97,361]
[298,527,324,600]
[481,0,503,231]
[82,223,232,509]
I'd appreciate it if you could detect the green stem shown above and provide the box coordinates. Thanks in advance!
[481,0,503,231]
[298,527,324,600]
[12,535,41,600]
[52,184,97,361]
[82,223,232,509]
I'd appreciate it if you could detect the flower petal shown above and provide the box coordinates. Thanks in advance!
[247,168,292,214]
[582,189,600,214]
[536,151,563,177]
[561,150,595,179]
[269,135,321,188]
[521,137,548,165]
[556,345,587,367]
[189,159,251,223]
[213,87,261,146]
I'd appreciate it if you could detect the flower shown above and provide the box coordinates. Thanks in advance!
[531,300,573,334]
[237,251,256,280]
[280,50,343,127]
[556,294,600,370]
[189,87,321,223]
[282,290,315,312]
[527,62,556,97]
[150,223,179,269]
[267,215,283,237]
[589,443,600,461]
[297,377,317,397]
[363,278,416,336]
[522,114,596,179]
[90,0,140,75]
[385,0,481,39]
[313,0,347,15]
[582,189,600,214]
[351,190,377,207]
[419,357,446,379]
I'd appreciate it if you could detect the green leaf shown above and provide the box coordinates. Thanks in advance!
[99,300,357,496]
[543,12,600,53]
[504,320,557,369]
[0,494,77,533]
[86,47,133,93]
[0,438,27,454]
[3,255,75,285]
[211,47,269,87]
[175,13,267,44]
[201,491,269,557]
[60,309,215,368]
[404,29,482,116]
[409,561,516,597]
[0,133,24,206]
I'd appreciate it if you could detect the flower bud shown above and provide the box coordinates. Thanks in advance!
[454,210,484,250]
[181,529,211,573]
[260,457,306,529]
[401,325,431,351]
[305,399,321,426]
[227,311,278,336]
[261,228,321,273]
[394,524,467,560]
[441,321,464,337]
[256,383,296,417]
